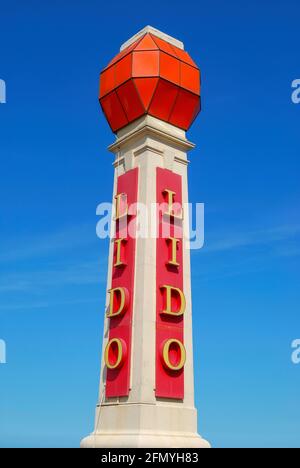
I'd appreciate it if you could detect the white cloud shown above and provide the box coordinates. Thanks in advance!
[202,224,300,254]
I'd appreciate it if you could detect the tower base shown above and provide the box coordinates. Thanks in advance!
[80,432,210,448]
[81,402,210,448]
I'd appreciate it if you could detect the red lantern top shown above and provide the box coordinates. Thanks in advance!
[99,30,201,133]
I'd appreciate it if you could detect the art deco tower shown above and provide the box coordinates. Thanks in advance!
[81,26,210,448]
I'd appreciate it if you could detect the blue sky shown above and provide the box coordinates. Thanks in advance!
[0,0,299,448]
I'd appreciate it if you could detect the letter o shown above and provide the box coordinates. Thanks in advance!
[160,338,186,371]
[104,338,127,370]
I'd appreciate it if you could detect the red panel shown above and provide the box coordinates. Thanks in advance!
[151,34,177,58]
[100,91,128,132]
[171,44,198,68]
[160,52,180,86]
[115,54,132,87]
[149,79,179,122]
[169,89,200,130]
[156,167,184,399]
[106,37,142,68]
[135,33,158,51]
[105,326,130,397]
[156,327,184,399]
[99,66,115,98]
[132,50,159,77]
[116,79,145,122]
[180,62,200,95]
[106,168,139,398]
[134,77,159,110]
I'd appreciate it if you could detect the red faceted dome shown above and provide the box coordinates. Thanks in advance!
[99,32,201,133]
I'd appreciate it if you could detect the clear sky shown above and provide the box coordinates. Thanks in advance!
[0,0,299,448]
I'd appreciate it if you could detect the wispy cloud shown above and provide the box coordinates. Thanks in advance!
[0,297,101,312]
[191,223,300,282]
[202,224,300,254]
[0,259,107,314]
[0,223,98,263]
[0,259,107,294]
[0,224,108,312]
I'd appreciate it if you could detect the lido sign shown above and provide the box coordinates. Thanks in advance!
[104,167,187,399]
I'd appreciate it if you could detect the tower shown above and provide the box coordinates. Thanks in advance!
[81,26,210,448]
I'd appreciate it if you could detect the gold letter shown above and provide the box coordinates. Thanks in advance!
[115,193,128,220]
[163,189,183,220]
[114,238,126,267]
[167,237,180,267]
[160,285,186,316]
[162,339,186,371]
[107,287,129,318]
[105,338,126,369]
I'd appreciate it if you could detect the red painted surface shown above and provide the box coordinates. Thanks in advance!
[156,167,184,399]
[105,168,138,398]
[99,32,201,132]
